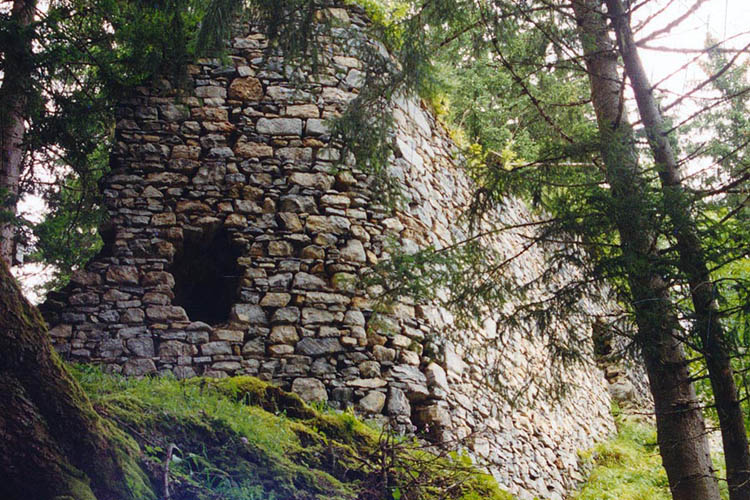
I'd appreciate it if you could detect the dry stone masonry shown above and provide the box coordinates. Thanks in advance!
[42,6,620,499]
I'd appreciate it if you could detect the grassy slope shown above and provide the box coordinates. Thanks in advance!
[573,408,729,500]
[72,366,512,500]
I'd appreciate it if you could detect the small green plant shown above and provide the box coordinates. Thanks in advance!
[573,415,670,500]
[71,366,513,500]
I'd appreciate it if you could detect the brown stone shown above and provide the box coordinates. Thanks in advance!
[285,104,319,118]
[151,212,176,226]
[260,293,291,307]
[269,325,299,344]
[229,77,263,100]
[106,266,139,285]
[234,138,273,158]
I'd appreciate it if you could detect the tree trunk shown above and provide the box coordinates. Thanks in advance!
[571,2,721,498]
[604,1,750,498]
[0,258,154,500]
[0,0,35,266]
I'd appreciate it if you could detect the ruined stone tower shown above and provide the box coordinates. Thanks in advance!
[42,6,617,499]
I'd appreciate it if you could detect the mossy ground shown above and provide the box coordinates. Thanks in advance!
[572,407,729,500]
[72,365,513,500]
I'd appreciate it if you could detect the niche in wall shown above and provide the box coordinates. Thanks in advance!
[170,227,242,326]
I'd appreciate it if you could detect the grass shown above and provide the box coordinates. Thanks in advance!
[72,365,514,500]
[573,414,671,500]
[573,407,731,500]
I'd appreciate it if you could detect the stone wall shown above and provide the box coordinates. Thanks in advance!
[42,6,617,499]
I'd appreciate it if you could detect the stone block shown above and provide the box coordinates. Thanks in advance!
[270,325,299,344]
[306,215,350,234]
[387,387,411,416]
[106,265,139,285]
[257,117,302,136]
[292,272,327,290]
[358,390,386,414]
[229,77,263,100]
[211,329,245,343]
[260,292,291,307]
[296,337,343,356]
[301,308,335,325]
[201,341,232,356]
[231,304,267,324]
[122,358,156,376]
[291,377,328,403]
[126,337,155,357]
[289,172,334,191]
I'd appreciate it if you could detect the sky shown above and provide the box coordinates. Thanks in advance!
[637,0,750,106]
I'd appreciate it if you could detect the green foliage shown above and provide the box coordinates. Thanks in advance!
[72,365,514,500]
[573,416,671,500]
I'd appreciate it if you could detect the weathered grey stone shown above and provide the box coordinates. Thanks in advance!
[419,404,452,428]
[296,337,343,356]
[358,390,386,414]
[340,239,366,262]
[160,104,189,121]
[106,265,139,284]
[279,195,316,213]
[159,341,194,360]
[49,324,73,338]
[609,380,637,404]
[269,344,294,355]
[211,329,245,343]
[174,366,197,379]
[127,338,155,357]
[231,304,267,324]
[359,360,381,378]
[201,341,232,356]
[194,85,226,98]
[387,387,411,416]
[373,345,396,362]
[272,307,301,323]
[146,306,188,322]
[257,117,302,135]
[425,362,449,392]
[260,292,291,307]
[122,359,156,376]
[301,307,335,324]
[270,325,299,344]
[121,308,145,324]
[291,377,328,403]
[347,378,387,389]
[286,104,319,118]
[305,118,330,136]
[289,172,334,191]
[343,310,366,327]
[242,338,265,355]
[70,270,102,286]
[143,271,175,287]
[306,215,350,234]
[98,339,123,358]
[292,272,327,290]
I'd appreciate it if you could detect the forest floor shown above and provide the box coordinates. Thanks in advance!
[72,366,512,500]
[72,366,727,500]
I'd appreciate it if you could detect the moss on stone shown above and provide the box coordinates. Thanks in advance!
[72,366,514,500]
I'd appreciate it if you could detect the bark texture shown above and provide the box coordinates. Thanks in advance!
[604,1,750,498]
[0,0,34,266]
[0,259,154,500]
[572,2,721,499]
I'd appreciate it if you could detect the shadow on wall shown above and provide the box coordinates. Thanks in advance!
[170,226,242,325]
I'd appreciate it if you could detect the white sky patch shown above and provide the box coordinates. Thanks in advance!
[636,0,750,108]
